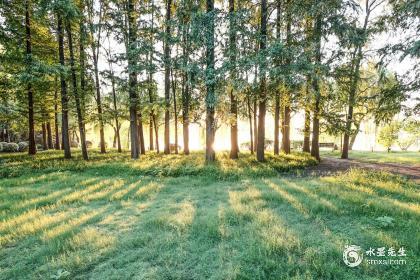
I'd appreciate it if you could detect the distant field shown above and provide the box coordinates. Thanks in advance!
[0,150,418,279]
[321,150,420,165]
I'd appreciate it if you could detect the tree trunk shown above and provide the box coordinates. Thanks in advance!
[54,78,60,150]
[57,13,71,158]
[247,95,254,153]
[181,25,190,155]
[46,121,53,149]
[42,122,47,150]
[149,117,154,150]
[229,0,239,159]
[256,0,267,162]
[205,0,216,161]
[282,3,291,154]
[111,76,121,152]
[25,0,36,155]
[171,68,179,154]
[303,108,311,153]
[66,21,88,160]
[164,0,172,154]
[253,97,258,153]
[310,16,322,161]
[274,0,281,155]
[153,117,159,153]
[274,91,280,155]
[303,80,311,153]
[138,113,146,155]
[127,0,139,158]
[342,6,370,159]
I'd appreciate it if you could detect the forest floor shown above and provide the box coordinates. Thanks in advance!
[0,150,418,279]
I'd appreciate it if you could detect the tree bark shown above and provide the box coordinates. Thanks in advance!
[149,118,154,150]
[25,0,36,155]
[205,0,216,161]
[127,0,139,158]
[229,0,238,159]
[302,78,311,152]
[46,121,53,149]
[66,20,88,160]
[54,78,60,150]
[274,0,281,155]
[171,68,179,154]
[138,113,146,155]
[42,122,47,150]
[310,16,322,161]
[256,0,267,162]
[282,2,291,154]
[247,95,254,153]
[181,24,190,155]
[57,13,71,158]
[164,0,172,154]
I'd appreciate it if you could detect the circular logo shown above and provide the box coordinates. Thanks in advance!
[343,245,363,267]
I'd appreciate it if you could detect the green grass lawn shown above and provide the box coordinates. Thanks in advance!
[0,150,418,279]
[321,150,420,165]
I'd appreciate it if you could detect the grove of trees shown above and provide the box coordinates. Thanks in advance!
[0,0,418,161]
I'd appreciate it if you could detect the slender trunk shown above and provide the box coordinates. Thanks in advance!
[303,79,311,153]
[54,78,60,150]
[153,117,159,153]
[42,122,47,150]
[57,13,71,158]
[149,117,154,150]
[127,0,139,158]
[247,95,254,153]
[111,76,121,152]
[46,121,53,149]
[256,0,267,162]
[282,2,291,154]
[171,68,179,154]
[229,0,238,159]
[342,5,370,159]
[25,0,36,155]
[303,109,311,153]
[92,54,105,153]
[181,24,190,155]
[310,15,322,161]
[253,97,258,152]
[274,91,280,154]
[274,0,281,155]
[205,0,216,161]
[164,0,172,154]
[66,20,88,160]
[138,113,146,154]
[349,123,360,150]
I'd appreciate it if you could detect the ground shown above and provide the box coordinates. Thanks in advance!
[0,150,418,279]
[321,150,420,166]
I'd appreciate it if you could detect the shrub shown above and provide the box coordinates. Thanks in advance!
[36,144,43,151]
[0,142,6,152]
[18,141,29,152]
[3,143,19,152]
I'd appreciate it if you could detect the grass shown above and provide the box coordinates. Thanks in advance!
[0,150,419,279]
[321,150,420,165]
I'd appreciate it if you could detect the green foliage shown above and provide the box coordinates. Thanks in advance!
[378,121,400,151]
[2,142,19,152]
[375,216,395,228]
[17,141,29,152]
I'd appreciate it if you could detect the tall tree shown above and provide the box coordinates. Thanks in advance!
[273,0,281,155]
[256,0,267,162]
[25,0,36,155]
[205,0,216,161]
[281,0,291,154]
[341,0,374,159]
[310,15,322,161]
[87,0,106,153]
[57,12,71,158]
[66,20,88,160]
[164,0,172,154]
[228,0,238,159]
[127,0,139,159]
